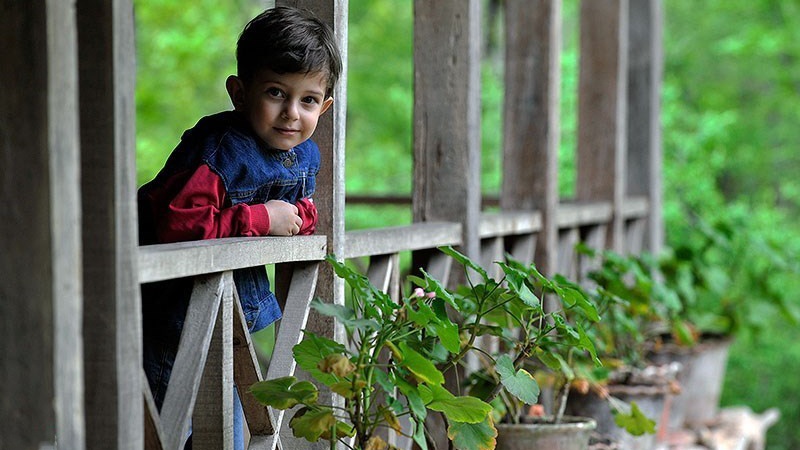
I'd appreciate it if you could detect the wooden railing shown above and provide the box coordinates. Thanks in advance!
[136,194,649,450]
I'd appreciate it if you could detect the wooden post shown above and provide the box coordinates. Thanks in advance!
[276,1,347,448]
[576,0,629,252]
[502,0,562,276]
[413,0,483,271]
[76,1,142,448]
[1,1,85,448]
[627,0,663,254]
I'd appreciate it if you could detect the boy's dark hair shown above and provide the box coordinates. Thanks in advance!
[237,6,342,97]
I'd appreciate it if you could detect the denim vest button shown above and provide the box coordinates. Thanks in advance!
[283,158,293,168]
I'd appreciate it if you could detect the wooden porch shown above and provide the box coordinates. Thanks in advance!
[1,0,663,449]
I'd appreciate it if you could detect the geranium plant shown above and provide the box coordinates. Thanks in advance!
[250,254,495,450]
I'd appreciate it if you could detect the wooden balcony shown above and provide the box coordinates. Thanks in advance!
[1,0,663,449]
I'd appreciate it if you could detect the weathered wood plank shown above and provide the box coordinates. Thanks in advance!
[621,196,649,219]
[627,0,664,255]
[160,274,224,450]
[138,236,327,283]
[232,287,274,437]
[625,217,647,255]
[479,211,542,238]
[502,0,561,277]
[413,0,482,263]
[193,272,235,450]
[76,0,142,447]
[505,233,537,267]
[577,224,608,285]
[143,371,166,450]
[264,262,320,450]
[556,201,613,228]
[557,228,581,281]
[366,254,394,294]
[344,222,462,259]
[1,1,84,448]
[481,237,505,280]
[577,0,629,252]
[273,4,347,448]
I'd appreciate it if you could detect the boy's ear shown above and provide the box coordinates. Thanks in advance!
[320,97,334,116]
[226,75,246,110]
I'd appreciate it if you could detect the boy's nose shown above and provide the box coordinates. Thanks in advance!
[282,101,299,120]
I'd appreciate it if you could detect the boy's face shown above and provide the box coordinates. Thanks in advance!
[228,69,333,151]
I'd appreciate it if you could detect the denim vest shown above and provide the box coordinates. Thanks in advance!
[139,111,320,333]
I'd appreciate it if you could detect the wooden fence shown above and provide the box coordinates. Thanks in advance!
[1,0,662,449]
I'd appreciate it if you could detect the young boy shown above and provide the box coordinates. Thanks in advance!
[137,6,342,445]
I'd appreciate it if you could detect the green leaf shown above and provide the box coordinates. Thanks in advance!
[498,262,541,308]
[398,342,445,385]
[293,334,348,386]
[438,246,489,281]
[405,298,437,327]
[419,384,492,424]
[411,417,429,450]
[395,376,427,421]
[289,407,337,442]
[430,298,461,354]
[249,376,318,409]
[448,416,498,450]
[495,355,540,405]
[418,269,458,308]
[613,401,657,436]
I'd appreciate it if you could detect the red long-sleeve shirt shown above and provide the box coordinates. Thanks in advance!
[145,164,317,244]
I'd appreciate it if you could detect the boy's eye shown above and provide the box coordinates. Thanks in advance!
[302,96,320,105]
[266,87,284,98]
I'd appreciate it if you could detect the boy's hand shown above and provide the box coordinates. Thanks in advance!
[264,200,303,236]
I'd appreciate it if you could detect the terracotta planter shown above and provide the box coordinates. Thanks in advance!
[649,336,733,429]
[495,416,596,450]
[565,383,669,450]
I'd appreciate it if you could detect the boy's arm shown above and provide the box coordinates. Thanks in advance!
[156,164,271,242]
[296,198,318,235]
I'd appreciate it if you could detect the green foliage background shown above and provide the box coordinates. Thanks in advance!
[134,0,800,447]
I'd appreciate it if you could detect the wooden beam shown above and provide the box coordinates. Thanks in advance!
[1,1,84,448]
[413,0,483,264]
[193,272,235,450]
[160,274,225,450]
[502,0,561,276]
[138,236,327,283]
[344,222,462,259]
[627,0,664,254]
[76,0,142,447]
[577,0,629,252]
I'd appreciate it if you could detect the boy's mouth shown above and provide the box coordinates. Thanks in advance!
[274,127,300,135]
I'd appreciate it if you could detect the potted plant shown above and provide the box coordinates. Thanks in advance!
[250,255,495,450]
[425,247,603,450]
[649,210,798,430]
[562,246,681,449]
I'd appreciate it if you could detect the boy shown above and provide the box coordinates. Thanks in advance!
[137,6,342,446]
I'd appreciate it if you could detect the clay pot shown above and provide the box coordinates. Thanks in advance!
[496,416,597,450]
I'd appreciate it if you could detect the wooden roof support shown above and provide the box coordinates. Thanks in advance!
[627,0,664,254]
[502,0,562,275]
[1,1,85,448]
[577,0,629,252]
[76,0,142,448]
[274,1,348,448]
[413,0,483,276]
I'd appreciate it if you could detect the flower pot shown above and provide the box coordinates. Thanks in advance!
[649,335,732,429]
[565,383,668,450]
[496,416,596,450]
